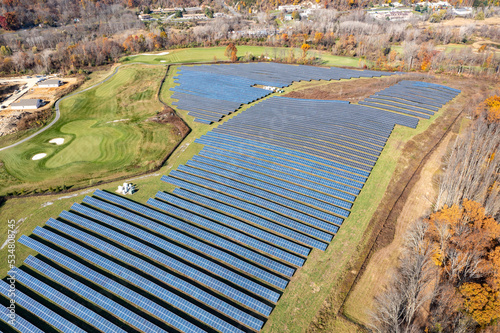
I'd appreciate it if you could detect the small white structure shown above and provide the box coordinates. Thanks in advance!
[263,86,284,93]
[11,99,42,110]
[138,14,152,21]
[368,8,413,21]
[453,7,472,16]
[278,4,301,11]
[117,182,135,195]
[38,79,62,88]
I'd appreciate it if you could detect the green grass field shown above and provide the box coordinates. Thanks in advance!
[0,65,183,196]
[121,45,361,67]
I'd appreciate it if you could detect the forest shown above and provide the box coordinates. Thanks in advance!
[0,0,498,75]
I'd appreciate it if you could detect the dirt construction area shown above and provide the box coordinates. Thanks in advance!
[0,77,81,137]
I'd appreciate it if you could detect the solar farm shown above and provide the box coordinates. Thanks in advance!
[170,62,403,124]
[2,63,461,332]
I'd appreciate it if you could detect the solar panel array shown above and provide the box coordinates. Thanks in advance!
[171,62,400,124]
[359,80,460,119]
[3,78,459,332]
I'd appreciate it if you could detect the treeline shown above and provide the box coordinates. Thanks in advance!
[1,6,500,75]
[191,10,500,76]
[371,96,500,332]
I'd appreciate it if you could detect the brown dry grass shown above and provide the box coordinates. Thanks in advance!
[426,16,500,27]
[283,74,426,103]
[343,126,457,325]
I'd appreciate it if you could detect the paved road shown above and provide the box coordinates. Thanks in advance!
[0,66,124,152]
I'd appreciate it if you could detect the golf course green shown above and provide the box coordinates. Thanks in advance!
[0,65,182,195]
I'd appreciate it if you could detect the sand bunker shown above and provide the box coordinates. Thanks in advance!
[160,60,167,62]
[49,138,65,145]
[131,51,170,57]
[32,153,47,160]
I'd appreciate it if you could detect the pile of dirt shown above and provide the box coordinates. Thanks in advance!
[149,106,190,137]
[0,84,20,102]
[284,74,425,103]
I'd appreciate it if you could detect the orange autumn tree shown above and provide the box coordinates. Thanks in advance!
[426,199,500,327]
[301,43,310,58]
[224,43,238,62]
[485,96,500,123]
[475,95,500,123]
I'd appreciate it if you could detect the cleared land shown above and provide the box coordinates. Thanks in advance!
[0,65,183,196]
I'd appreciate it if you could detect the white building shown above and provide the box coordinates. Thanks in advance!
[418,1,451,9]
[11,99,43,110]
[453,7,472,16]
[368,8,413,21]
[278,4,301,11]
[38,79,62,88]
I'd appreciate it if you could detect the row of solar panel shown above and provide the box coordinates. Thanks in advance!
[361,81,460,121]
[199,132,374,174]
[179,63,398,87]
[213,125,383,156]
[78,196,276,315]
[11,190,293,332]
[171,63,401,123]
[194,136,370,181]
[187,156,356,203]
[197,149,361,195]
[201,145,366,188]
[223,120,390,148]
[172,166,352,219]
[210,128,379,168]
[241,102,418,129]
[176,163,347,227]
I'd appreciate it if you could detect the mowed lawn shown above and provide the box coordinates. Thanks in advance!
[0,65,182,195]
[121,45,361,67]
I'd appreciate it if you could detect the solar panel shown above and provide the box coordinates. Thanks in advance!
[46,217,260,332]
[23,256,169,333]
[89,190,286,294]
[9,267,127,333]
[70,203,273,316]
[0,305,43,333]
[0,280,85,333]
[17,235,206,333]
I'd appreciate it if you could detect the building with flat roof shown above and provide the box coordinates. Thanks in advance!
[11,99,42,110]
[38,79,62,88]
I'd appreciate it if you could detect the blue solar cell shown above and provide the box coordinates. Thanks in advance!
[45,217,261,332]
[176,163,345,228]
[89,190,287,294]
[164,176,327,250]
[0,305,43,333]
[9,267,127,333]
[23,256,168,333]
[72,201,273,316]
[0,280,85,333]
[17,236,206,333]
[152,191,308,262]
